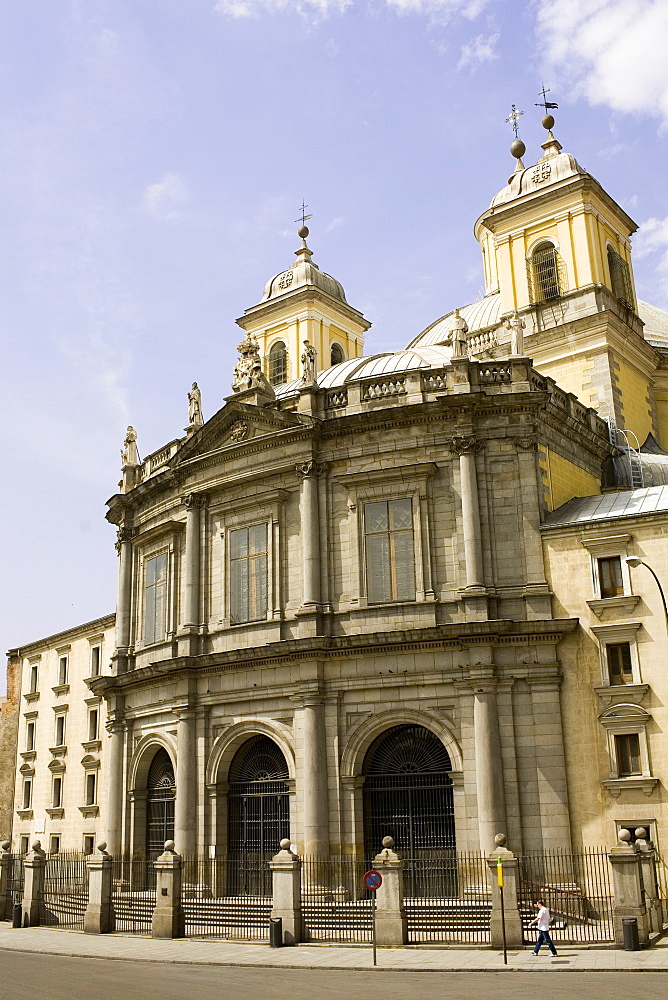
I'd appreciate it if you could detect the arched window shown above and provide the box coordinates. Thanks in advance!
[529,241,562,303]
[228,735,290,863]
[268,341,288,386]
[146,748,175,860]
[607,247,634,309]
[330,342,345,367]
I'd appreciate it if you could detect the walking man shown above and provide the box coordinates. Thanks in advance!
[529,898,558,956]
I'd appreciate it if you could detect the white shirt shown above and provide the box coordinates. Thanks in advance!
[536,906,551,931]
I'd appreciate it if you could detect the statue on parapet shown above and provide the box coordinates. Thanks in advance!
[450,309,469,359]
[121,426,139,467]
[231,334,275,398]
[506,310,526,356]
[188,382,203,428]
[301,339,317,385]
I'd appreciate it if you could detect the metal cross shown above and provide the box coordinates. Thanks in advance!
[505,104,524,138]
[535,85,558,111]
[295,200,313,227]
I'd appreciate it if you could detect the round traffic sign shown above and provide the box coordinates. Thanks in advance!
[363,869,382,891]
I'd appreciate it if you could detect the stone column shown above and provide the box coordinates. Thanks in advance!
[105,708,125,856]
[21,840,46,927]
[486,834,523,949]
[296,462,325,612]
[449,436,487,621]
[269,839,302,945]
[152,841,185,939]
[472,673,507,854]
[84,842,115,934]
[635,829,662,935]
[114,527,134,671]
[182,495,201,628]
[0,841,11,919]
[608,830,649,947]
[299,688,330,858]
[174,709,197,857]
[372,837,407,946]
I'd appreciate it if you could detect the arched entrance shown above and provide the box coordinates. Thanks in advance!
[227,735,290,858]
[362,724,455,858]
[146,748,175,860]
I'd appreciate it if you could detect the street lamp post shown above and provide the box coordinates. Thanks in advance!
[625,556,668,630]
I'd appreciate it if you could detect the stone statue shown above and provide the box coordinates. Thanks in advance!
[231,334,275,398]
[188,382,203,427]
[301,339,317,384]
[450,309,469,359]
[506,310,526,356]
[121,426,139,467]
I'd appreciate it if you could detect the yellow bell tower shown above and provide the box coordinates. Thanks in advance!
[236,225,369,388]
[474,110,658,447]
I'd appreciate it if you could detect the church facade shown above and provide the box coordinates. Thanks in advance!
[8,111,668,862]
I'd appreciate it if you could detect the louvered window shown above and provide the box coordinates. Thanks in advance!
[268,341,288,385]
[144,552,168,645]
[364,498,416,604]
[528,242,564,303]
[607,248,634,309]
[230,524,268,624]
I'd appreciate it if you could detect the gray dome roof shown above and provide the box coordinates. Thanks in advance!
[489,150,590,209]
[262,242,347,304]
[639,300,668,347]
[407,293,502,350]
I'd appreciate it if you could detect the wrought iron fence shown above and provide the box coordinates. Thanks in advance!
[518,848,614,945]
[181,856,271,939]
[655,855,668,926]
[404,852,491,944]
[301,857,374,943]
[40,852,88,929]
[4,856,24,920]
[111,858,156,934]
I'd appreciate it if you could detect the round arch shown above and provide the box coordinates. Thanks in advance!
[340,708,463,779]
[130,732,177,791]
[206,719,296,787]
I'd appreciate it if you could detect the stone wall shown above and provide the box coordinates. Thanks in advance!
[0,652,21,840]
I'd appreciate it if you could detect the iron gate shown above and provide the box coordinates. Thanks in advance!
[301,857,373,943]
[111,858,156,934]
[4,856,24,920]
[404,853,491,944]
[40,853,88,929]
[228,736,290,866]
[181,856,271,939]
[146,749,175,861]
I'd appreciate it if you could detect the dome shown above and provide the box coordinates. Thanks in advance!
[488,151,591,210]
[407,293,502,351]
[639,300,668,348]
[261,240,347,304]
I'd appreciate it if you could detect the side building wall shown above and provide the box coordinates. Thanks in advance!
[0,653,21,841]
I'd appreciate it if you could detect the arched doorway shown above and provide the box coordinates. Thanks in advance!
[227,735,290,858]
[362,724,455,858]
[146,748,175,860]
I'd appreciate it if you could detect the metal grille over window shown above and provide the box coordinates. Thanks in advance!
[227,735,289,885]
[229,524,268,624]
[607,248,634,309]
[268,341,287,386]
[364,498,416,604]
[144,552,168,645]
[146,748,175,860]
[528,242,565,303]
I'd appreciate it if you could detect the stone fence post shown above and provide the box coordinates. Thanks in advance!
[635,828,662,936]
[84,842,115,934]
[0,842,11,920]
[486,833,523,949]
[22,840,46,927]
[608,829,649,947]
[269,839,302,945]
[372,836,407,946]
[152,840,185,939]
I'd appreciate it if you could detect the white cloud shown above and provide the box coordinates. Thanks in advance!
[142,172,189,221]
[214,0,493,21]
[636,215,668,304]
[537,0,668,126]
[457,31,499,71]
[325,216,344,233]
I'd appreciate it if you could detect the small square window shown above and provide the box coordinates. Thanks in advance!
[615,733,642,776]
[607,643,634,685]
[49,835,60,854]
[26,721,36,752]
[598,556,624,599]
[83,835,95,855]
[85,772,97,806]
[90,646,101,676]
[20,836,29,855]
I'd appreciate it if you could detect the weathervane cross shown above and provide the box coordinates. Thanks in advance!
[535,85,558,111]
[295,200,313,228]
[505,104,524,138]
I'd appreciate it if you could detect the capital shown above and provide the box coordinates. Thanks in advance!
[184,492,209,510]
[295,460,327,478]
[446,435,483,456]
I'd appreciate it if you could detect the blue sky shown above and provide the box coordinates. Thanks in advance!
[1,0,667,678]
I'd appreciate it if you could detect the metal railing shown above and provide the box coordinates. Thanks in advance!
[404,852,491,944]
[111,858,156,934]
[40,852,88,929]
[301,857,374,943]
[4,856,24,920]
[181,856,271,939]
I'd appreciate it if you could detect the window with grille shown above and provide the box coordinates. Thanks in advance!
[615,733,641,776]
[330,342,345,366]
[144,552,168,645]
[229,523,268,624]
[268,341,288,385]
[598,556,624,598]
[607,642,634,685]
[364,498,416,604]
[528,242,564,303]
[607,248,634,309]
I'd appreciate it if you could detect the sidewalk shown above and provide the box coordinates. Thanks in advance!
[1,923,668,972]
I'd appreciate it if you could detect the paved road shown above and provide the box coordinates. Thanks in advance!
[1,952,667,1000]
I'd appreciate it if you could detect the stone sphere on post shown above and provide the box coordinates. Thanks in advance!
[382,836,395,849]
[494,833,507,848]
[279,838,291,851]
[635,828,647,841]
[164,840,175,852]
[618,828,632,843]
[31,840,42,852]
[1,841,10,852]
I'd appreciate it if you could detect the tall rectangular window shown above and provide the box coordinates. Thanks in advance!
[22,780,32,810]
[58,655,68,686]
[598,556,624,598]
[607,643,634,685]
[49,835,60,854]
[144,552,168,645]
[52,776,63,808]
[88,709,99,742]
[90,645,101,676]
[229,524,268,624]
[26,721,35,752]
[29,663,39,693]
[54,714,66,747]
[20,836,29,855]
[615,734,641,776]
[83,835,95,855]
[85,773,97,806]
[364,498,416,604]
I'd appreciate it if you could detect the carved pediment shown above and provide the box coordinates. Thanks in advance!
[174,401,302,464]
